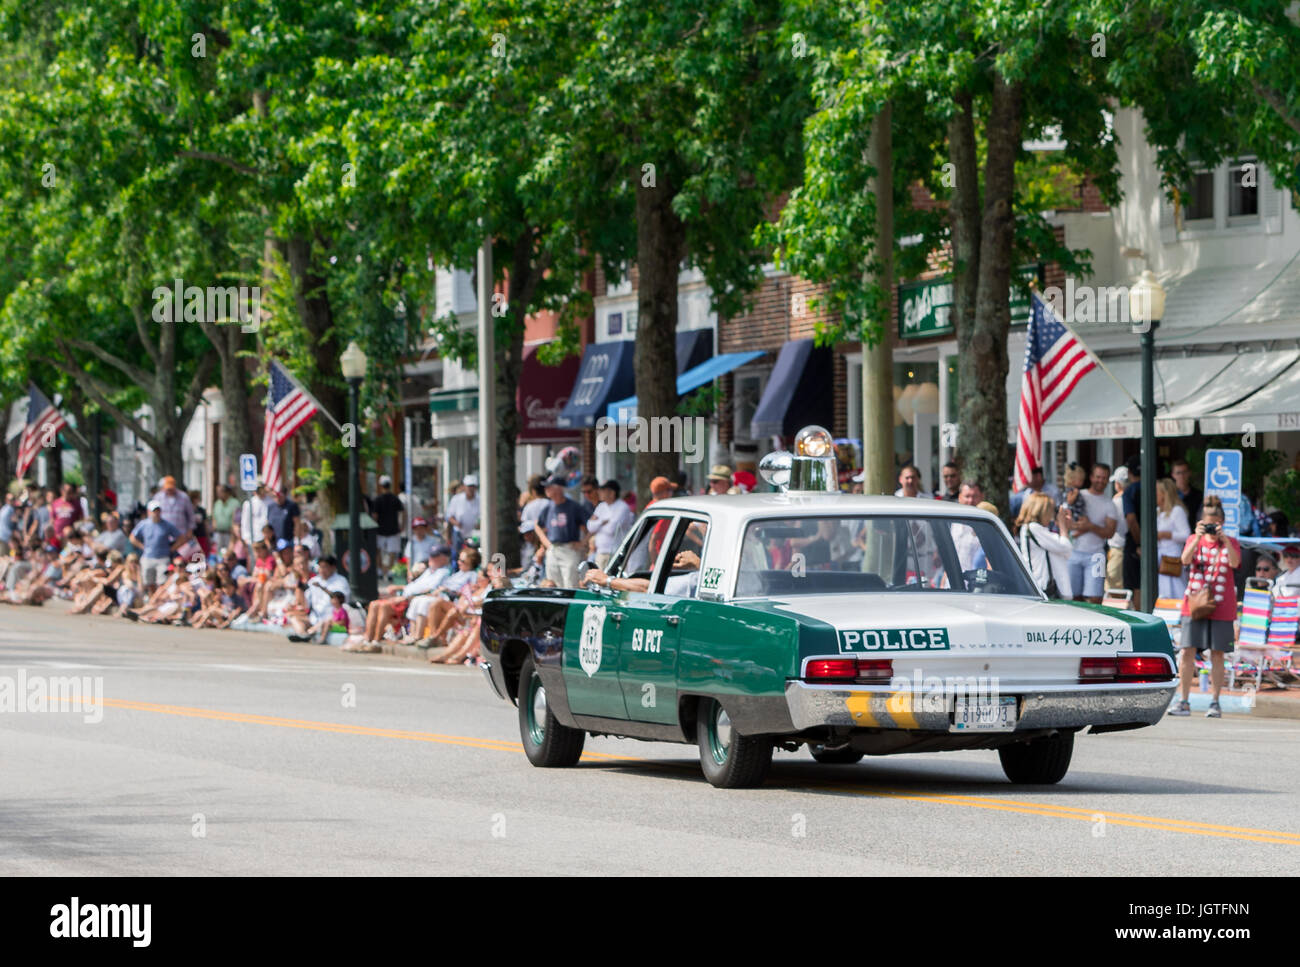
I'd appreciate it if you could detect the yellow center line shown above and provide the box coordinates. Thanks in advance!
[100,697,1300,845]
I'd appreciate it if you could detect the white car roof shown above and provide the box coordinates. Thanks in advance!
[649,492,999,523]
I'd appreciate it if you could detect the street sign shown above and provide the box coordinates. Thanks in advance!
[239,453,259,492]
[1203,448,1243,538]
[898,264,1041,340]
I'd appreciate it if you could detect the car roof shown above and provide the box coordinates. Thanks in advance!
[648,492,999,522]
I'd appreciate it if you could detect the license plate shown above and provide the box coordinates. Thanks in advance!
[950,695,1017,732]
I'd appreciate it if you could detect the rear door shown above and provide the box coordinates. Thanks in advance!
[563,511,673,719]
[619,514,709,723]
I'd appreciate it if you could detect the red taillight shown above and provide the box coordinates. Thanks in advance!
[805,659,894,682]
[1116,655,1174,682]
[1079,655,1173,683]
[805,659,858,681]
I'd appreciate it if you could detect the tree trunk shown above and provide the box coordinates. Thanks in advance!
[284,234,349,521]
[860,103,895,495]
[949,90,981,493]
[634,171,685,509]
[965,76,1023,511]
[198,317,254,488]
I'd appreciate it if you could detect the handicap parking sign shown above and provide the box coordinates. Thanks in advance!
[239,453,259,492]
[1203,448,1242,537]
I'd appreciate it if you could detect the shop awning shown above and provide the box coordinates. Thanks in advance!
[1006,349,1300,440]
[517,344,582,443]
[750,339,834,439]
[555,340,636,429]
[1199,355,1300,433]
[429,388,477,413]
[676,328,713,374]
[605,350,765,422]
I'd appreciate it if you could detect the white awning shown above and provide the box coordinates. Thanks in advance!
[1006,350,1299,440]
[1199,357,1300,433]
[1156,259,1300,346]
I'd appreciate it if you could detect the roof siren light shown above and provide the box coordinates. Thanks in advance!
[759,425,838,494]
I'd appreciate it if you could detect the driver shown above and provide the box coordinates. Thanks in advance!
[583,549,701,596]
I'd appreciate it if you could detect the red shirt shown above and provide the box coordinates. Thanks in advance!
[1180,534,1240,622]
[51,497,82,533]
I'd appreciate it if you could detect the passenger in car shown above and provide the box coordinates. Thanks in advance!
[582,549,701,595]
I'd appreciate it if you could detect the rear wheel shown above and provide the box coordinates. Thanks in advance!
[998,731,1074,784]
[808,743,865,765]
[697,698,771,788]
[517,656,584,767]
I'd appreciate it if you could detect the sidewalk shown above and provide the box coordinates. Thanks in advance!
[1173,685,1300,719]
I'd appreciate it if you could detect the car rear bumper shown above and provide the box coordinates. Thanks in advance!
[784,680,1176,732]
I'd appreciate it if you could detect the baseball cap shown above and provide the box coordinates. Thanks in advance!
[851,470,865,483]
[1283,545,1300,558]
[413,517,429,528]
[544,474,567,488]
[378,474,392,486]
[275,538,290,551]
[649,475,672,493]
[147,500,161,511]
[1109,466,1130,486]
[463,474,479,487]
[429,544,451,559]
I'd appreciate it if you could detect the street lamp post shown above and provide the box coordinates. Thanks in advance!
[1129,271,1166,612]
[341,341,368,604]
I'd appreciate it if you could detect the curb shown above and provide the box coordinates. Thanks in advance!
[1254,693,1300,721]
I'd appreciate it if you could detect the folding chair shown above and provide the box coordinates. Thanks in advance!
[1151,596,1183,650]
[1263,592,1300,687]
[1229,581,1276,689]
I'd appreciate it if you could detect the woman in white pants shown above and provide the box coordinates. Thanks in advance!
[1155,478,1191,601]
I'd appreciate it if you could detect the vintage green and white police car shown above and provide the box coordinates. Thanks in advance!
[480,426,1177,788]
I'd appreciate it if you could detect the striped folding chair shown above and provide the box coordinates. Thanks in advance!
[1152,597,1183,650]
[1264,592,1300,686]
[1230,582,1274,689]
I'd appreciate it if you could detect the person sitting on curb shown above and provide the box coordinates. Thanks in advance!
[354,545,454,651]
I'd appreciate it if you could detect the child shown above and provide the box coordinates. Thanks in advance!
[307,590,350,644]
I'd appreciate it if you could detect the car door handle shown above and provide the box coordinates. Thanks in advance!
[666,615,680,626]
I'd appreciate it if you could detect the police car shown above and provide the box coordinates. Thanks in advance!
[479,426,1177,788]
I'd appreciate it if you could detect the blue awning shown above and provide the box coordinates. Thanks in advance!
[555,341,636,429]
[750,339,834,439]
[606,350,765,422]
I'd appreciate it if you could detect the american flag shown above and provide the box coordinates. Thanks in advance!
[1013,292,1096,491]
[15,384,67,480]
[261,361,318,494]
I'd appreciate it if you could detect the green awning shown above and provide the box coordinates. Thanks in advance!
[429,389,478,413]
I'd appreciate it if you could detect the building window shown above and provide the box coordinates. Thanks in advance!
[608,312,622,336]
[1182,170,1214,222]
[1228,158,1259,219]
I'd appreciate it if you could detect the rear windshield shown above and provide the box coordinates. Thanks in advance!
[733,515,1038,597]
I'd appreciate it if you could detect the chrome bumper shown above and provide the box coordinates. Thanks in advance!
[784,680,1176,732]
[480,660,506,700]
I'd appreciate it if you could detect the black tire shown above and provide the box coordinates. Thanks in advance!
[809,744,865,765]
[998,731,1074,784]
[696,698,771,788]
[517,656,585,767]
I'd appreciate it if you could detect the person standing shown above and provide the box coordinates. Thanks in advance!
[50,483,83,535]
[1120,459,1143,608]
[150,476,196,543]
[1169,495,1241,718]
[894,465,933,499]
[1105,466,1129,593]
[237,482,272,560]
[266,487,300,545]
[587,479,634,570]
[1170,459,1203,524]
[129,501,183,592]
[369,475,404,570]
[1154,478,1192,601]
[446,474,480,559]
[533,475,589,587]
[1060,463,1118,603]
[1015,493,1074,599]
[210,483,242,552]
[579,475,601,513]
[936,462,961,501]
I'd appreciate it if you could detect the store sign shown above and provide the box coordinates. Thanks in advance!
[899,266,1041,340]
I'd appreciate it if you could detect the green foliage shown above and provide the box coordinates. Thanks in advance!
[1264,467,1300,525]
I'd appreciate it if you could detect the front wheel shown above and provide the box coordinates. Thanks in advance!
[697,698,771,788]
[517,656,585,767]
[998,731,1074,784]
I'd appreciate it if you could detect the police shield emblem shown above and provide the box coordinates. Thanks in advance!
[579,604,606,677]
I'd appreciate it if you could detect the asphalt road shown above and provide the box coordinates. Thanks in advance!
[3,601,1299,876]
